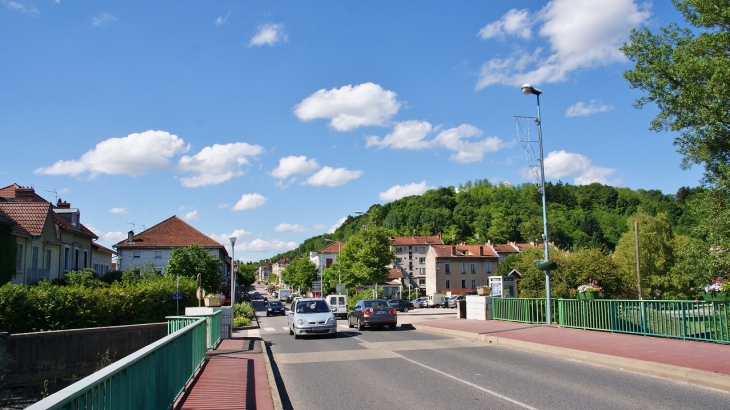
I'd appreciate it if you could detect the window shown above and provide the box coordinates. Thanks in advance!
[471,280,476,288]
[419,257,425,263]
[486,262,492,273]
[155,251,163,259]
[31,246,39,270]
[445,280,450,289]
[94,263,99,272]
[396,257,403,263]
[44,248,51,271]
[83,250,88,268]
[419,268,425,275]
[133,251,141,258]
[444,263,450,274]
[471,263,476,273]
[419,279,426,285]
[74,249,79,271]
[460,263,466,274]
[64,247,70,271]
[461,280,466,289]
[16,243,24,272]
[418,246,425,253]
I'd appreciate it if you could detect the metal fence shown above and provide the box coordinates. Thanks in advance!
[492,297,730,344]
[166,312,222,349]
[26,313,216,410]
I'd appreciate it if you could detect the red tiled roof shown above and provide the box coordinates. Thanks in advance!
[114,215,224,249]
[0,184,50,202]
[492,243,520,253]
[0,208,15,227]
[388,268,403,280]
[92,242,117,255]
[52,212,97,240]
[0,202,52,237]
[318,241,343,253]
[431,244,499,259]
[390,235,444,246]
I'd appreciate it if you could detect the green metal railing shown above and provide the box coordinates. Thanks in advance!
[492,297,558,324]
[558,299,730,344]
[167,311,222,349]
[27,314,215,410]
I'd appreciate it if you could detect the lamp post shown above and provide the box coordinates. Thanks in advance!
[230,237,237,307]
[521,83,552,325]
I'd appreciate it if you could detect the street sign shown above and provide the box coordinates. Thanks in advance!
[312,282,321,292]
[336,284,346,294]
[172,293,183,300]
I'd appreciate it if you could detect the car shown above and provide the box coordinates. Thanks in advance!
[252,292,262,300]
[387,299,414,313]
[412,297,427,308]
[327,294,348,319]
[448,295,466,308]
[265,300,287,316]
[271,290,278,299]
[288,298,337,339]
[347,299,397,330]
[239,293,251,303]
[439,298,449,308]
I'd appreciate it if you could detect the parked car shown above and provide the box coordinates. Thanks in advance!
[347,299,397,330]
[266,300,287,316]
[427,294,446,308]
[327,294,348,319]
[439,298,450,308]
[288,298,337,339]
[252,292,262,300]
[388,299,414,312]
[448,295,466,308]
[412,297,427,308]
[271,290,278,299]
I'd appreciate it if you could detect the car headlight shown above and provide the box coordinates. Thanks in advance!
[267,308,272,311]
[296,318,307,326]
[326,317,336,325]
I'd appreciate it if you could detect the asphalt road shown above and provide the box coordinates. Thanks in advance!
[249,287,730,410]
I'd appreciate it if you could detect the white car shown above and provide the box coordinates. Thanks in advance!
[288,298,337,339]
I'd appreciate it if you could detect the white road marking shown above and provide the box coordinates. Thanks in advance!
[247,329,260,338]
[398,355,539,410]
[282,327,289,331]
[263,327,276,332]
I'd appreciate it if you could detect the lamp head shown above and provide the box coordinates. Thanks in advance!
[229,237,237,245]
[521,83,542,95]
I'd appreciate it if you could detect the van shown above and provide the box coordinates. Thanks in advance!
[427,294,446,308]
[278,289,292,303]
[327,294,348,319]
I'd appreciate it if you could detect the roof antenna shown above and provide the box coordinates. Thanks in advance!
[45,189,58,202]
[140,225,146,231]
[127,222,136,232]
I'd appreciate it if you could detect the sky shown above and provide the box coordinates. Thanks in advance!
[1,0,703,263]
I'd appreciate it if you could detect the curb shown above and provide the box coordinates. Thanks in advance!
[260,339,283,410]
[411,323,730,393]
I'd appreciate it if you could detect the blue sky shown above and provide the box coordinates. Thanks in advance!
[1,0,702,262]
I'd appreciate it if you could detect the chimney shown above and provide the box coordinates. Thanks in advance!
[451,245,456,256]
[15,187,35,202]
[127,230,134,244]
[479,246,484,256]
[57,199,71,209]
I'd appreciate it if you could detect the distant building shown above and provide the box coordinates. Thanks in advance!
[390,235,444,294]
[426,243,500,295]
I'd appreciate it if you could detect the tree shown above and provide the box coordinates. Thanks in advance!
[621,0,730,186]
[166,244,223,294]
[281,258,318,291]
[237,263,257,291]
[334,227,395,288]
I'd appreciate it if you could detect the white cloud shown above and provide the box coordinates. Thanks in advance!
[110,207,128,214]
[313,224,326,230]
[249,23,288,47]
[177,142,263,187]
[274,223,308,233]
[476,0,651,89]
[232,193,268,211]
[294,83,402,131]
[521,150,620,185]
[478,9,531,40]
[86,224,126,244]
[1,0,38,15]
[34,130,189,178]
[218,203,228,209]
[367,121,511,163]
[271,155,319,180]
[303,166,363,187]
[183,210,199,221]
[379,181,433,201]
[92,13,117,26]
[209,229,252,251]
[216,10,230,26]
[566,100,615,117]
[328,217,347,234]
[237,238,298,253]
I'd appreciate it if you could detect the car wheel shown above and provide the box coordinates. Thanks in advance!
[330,333,337,339]
[402,307,409,313]
[294,333,300,339]
[357,318,364,331]
[289,326,293,335]
[266,313,270,317]
[347,317,354,328]
[389,323,397,330]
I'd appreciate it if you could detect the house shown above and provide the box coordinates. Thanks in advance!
[0,184,100,285]
[425,243,500,295]
[257,261,271,282]
[390,235,444,293]
[271,257,292,286]
[113,216,230,282]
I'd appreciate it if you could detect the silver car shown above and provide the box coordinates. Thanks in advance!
[288,298,337,339]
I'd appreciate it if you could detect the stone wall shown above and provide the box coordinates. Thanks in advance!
[0,323,167,386]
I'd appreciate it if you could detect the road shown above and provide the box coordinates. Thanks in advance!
[247,285,730,410]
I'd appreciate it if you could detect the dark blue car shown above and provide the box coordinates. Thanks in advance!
[266,300,286,316]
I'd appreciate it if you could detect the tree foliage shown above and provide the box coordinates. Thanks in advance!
[236,263,257,291]
[622,0,730,187]
[334,227,395,288]
[165,244,223,294]
[281,257,318,291]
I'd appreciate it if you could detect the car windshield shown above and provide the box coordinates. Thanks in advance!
[295,300,330,313]
[364,300,389,308]
[269,301,282,307]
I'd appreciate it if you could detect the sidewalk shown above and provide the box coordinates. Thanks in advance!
[410,316,730,392]
[173,331,276,410]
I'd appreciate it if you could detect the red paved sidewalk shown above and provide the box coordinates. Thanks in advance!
[174,338,274,410]
[412,318,730,391]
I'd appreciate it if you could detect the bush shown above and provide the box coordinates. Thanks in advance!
[233,301,255,320]
[233,317,251,327]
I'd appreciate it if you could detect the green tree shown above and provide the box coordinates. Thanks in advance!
[236,263,257,291]
[281,258,318,291]
[166,244,223,294]
[334,227,395,288]
[622,0,730,186]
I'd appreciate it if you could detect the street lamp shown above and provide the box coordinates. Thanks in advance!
[230,237,237,307]
[520,83,552,325]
